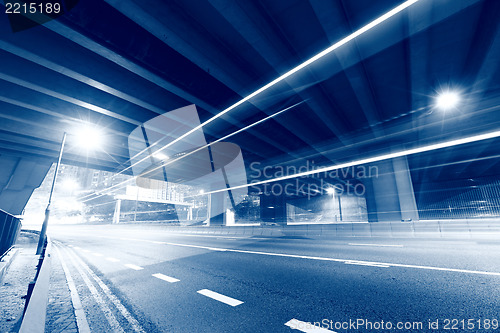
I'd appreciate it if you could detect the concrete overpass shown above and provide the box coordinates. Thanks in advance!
[1,1,500,332]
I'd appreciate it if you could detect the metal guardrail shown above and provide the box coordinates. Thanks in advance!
[19,234,52,333]
[0,208,22,257]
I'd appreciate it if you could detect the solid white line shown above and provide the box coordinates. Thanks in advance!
[105,257,120,262]
[162,233,249,239]
[197,289,243,307]
[80,235,500,277]
[164,241,500,276]
[285,319,337,332]
[92,252,104,256]
[82,249,90,253]
[124,264,144,271]
[66,248,146,333]
[152,273,180,283]
[344,261,390,268]
[207,247,228,251]
[348,243,403,247]
[61,247,125,333]
[53,246,91,333]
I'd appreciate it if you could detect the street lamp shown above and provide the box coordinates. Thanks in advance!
[36,127,104,254]
[435,90,460,111]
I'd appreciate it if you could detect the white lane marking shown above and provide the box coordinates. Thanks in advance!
[285,319,336,332]
[105,257,120,262]
[197,289,243,307]
[94,233,266,241]
[348,243,403,247]
[82,249,91,253]
[53,246,91,333]
[66,247,146,333]
[344,261,390,268]
[152,273,180,283]
[207,247,228,251]
[61,247,125,333]
[92,252,104,257]
[74,235,500,277]
[74,246,81,250]
[167,234,247,239]
[124,264,144,271]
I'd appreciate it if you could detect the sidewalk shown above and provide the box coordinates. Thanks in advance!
[0,232,79,333]
[0,233,38,333]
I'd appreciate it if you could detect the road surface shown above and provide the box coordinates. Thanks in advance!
[47,224,500,332]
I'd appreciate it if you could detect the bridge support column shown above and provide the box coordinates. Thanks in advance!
[364,157,419,222]
[112,199,121,224]
[206,192,225,226]
[260,192,287,225]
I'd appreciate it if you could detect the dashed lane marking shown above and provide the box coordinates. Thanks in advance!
[105,257,120,262]
[348,243,403,247]
[197,289,243,307]
[124,264,144,271]
[152,273,180,283]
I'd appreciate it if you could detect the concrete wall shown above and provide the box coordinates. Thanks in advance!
[0,154,52,215]
[147,219,500,240]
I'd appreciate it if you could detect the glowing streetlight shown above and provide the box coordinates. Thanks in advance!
[326,187,336,195]
[435,90,460,111]
[36,126,104,254]
[74,125,105,151]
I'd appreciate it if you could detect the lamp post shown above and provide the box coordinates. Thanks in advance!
[36,132,67,254]
[35,125,104,254]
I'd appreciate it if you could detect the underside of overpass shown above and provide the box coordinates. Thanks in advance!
[3,2,500,333]
[0,0,499,223]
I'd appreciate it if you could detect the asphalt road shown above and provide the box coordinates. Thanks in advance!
[47,224,500,333]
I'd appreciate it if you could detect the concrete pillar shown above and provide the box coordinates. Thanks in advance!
[260,192,287,225]
[364,156,419,222]
[206,192,225,225]
[225,209,235,225]
[112,199,121,224]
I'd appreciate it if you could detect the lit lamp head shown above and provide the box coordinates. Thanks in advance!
[74,125,105,151]
[435,90,460,111]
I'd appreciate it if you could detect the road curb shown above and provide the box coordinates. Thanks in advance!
[19,235,52,333]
